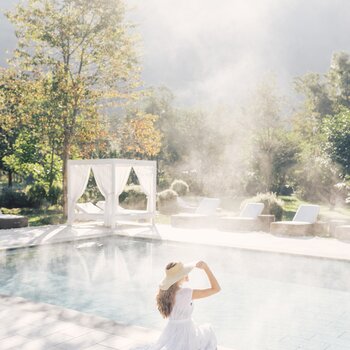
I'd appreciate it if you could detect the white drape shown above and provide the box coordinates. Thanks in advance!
[133,166,155,212]
[67,165,91,224]
[92,164,113,226]
[114,165,131,212]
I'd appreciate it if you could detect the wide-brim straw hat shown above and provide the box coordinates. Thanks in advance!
[159,261,195,291]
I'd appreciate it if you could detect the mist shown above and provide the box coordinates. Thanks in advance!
[1,0,349,107]
[129,0,350,107]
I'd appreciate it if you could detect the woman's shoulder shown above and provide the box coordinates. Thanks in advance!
[177,287,193,299]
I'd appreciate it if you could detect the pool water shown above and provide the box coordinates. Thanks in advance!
[1,236,350,349]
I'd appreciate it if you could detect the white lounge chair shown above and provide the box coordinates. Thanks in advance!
[270,204,320,236]
[95,200,153,220]
[75,202,104,221]
[218,202,265,232]
[171,197,220,229]
[0,209,29,229]
[176,197,197,213]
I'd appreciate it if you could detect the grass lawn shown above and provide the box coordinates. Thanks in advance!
[1,206,65,226]
[279,195,350,222]
[1,195,349,228]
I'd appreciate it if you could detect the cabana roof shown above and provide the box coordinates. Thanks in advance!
[68,158,155,166]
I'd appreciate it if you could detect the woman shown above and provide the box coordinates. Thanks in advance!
[137,260,221,350]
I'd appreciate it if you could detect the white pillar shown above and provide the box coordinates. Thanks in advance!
[111,161,116,229]
[67,162,73,226]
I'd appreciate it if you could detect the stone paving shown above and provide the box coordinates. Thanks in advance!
[1,221,350,261]
[0,295,231,350]
[2,222,350,349]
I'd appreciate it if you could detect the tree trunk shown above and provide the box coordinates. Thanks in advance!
[48,147,55,191]
[62,138,70,218]
[8,171,12,187]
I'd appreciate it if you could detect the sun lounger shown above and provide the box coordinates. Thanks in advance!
[218,202,266,232]
[75,201,155,223]
[270,204,320,236]
[0,209,29,229]
[176,197,197,213]
[75,202,104,221]
[95,200,154,221]
[171,197,220,229]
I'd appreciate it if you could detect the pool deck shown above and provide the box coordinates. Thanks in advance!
[1,221,350,350]
[1,221,350,261]
[0,295,232,350]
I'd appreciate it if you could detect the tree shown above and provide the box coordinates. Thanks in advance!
[118,111,162,159]
[328,52,350,110]
[322,108,350,175]
[0,68,35,186]
[6,0,139,215]
[243,78,298,193]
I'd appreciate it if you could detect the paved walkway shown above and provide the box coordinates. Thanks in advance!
[0,295,231,350]
[1,222,350,261]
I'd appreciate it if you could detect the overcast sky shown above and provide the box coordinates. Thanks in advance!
[1,0,350,107]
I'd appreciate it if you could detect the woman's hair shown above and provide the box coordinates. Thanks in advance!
[156,262,180,318]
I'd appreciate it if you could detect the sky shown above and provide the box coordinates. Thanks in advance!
[1,0,350,107]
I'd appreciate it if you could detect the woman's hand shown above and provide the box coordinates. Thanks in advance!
[192,261,221,300]
[196,261,208,270]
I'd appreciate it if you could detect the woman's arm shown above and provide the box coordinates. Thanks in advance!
[192,261,221,300]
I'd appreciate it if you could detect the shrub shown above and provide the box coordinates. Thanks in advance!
[120,184,147,210]
[279,185,294,196]
[157,189,178,214]
[0,187,28,208]
[248,192,284,221]
[25,184,47,208]
[47,185,62,205]
[39,215,65,225]
[170,179,189,196]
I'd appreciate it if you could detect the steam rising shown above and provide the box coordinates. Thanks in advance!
[130,0,350,107]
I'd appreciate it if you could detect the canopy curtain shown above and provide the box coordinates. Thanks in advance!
[133,166,155,211]
[67,164,91,224]
[114,165,131,212]
[92,164,113,226]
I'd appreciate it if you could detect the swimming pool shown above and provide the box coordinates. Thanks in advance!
[1,236,350,349]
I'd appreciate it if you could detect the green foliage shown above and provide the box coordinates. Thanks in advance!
[248,192,284,221]
[1,206,65,226]
[294,150,342,204]
[322,108,350,175]
[170,179,189,196]
[25,184,47,208]
[157,189,178,202]
[0,187,28,208]
[120,184,147,209]
[80,174,104,203]
[292,52,350,202]
[333,180,350,206]
[243,79,300,194]
[5,0,139,214]
[248,130,300,194]
[294,73,334,122]
[328,52,350,109]
[157,189,178,214]
[117,110,162,159]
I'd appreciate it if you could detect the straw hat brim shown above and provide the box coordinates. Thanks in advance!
[159,262,195,290]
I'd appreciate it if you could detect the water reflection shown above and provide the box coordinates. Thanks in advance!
[2,238,350,349]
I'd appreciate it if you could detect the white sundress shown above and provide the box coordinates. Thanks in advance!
[134,288,217,350]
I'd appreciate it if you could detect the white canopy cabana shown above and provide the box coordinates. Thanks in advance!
[67,159,157,228]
